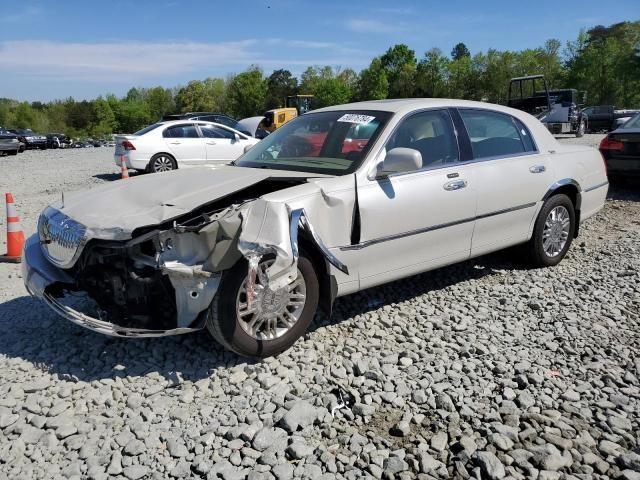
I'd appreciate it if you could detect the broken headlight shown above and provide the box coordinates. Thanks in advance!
[38,207,87,269]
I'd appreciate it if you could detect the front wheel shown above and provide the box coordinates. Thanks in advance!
[527,194,575,267]
[206,255,319,358]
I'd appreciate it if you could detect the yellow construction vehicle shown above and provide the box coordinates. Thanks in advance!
[261,95,315,133]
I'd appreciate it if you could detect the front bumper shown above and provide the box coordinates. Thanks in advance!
[22,234,204,337]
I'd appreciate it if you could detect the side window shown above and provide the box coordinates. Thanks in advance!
[386,109,459,169]
[213,116,238,128]
[514,118,536,152]
[459,109,526,159]
[200,125,235,140]
[163,124,199,138]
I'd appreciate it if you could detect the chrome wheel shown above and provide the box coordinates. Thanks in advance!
[236,260,306,341]
[542,206,570,257]
[152,155,174,172]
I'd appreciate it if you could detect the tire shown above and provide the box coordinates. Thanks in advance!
[8,150,18,156]
[206,254,319,358]
[527,194,575,268]
[147,153,177,173]
[575,119,585,137]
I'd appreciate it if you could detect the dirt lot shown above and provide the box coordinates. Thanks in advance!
[0,135,639,480]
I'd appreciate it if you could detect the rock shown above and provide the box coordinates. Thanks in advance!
[286,441,314,459]
[124,439,146,456]
[166,438,189,458]
[618,452,640,471]
[23,378,51,393]
[561,389,580,402]
[123,465,149,480]
[252,427,287,451]
[476,451,506,480]
[280,401,317,432]
[352,403,375,417]
[384,456,409,474]
[272,463,294,480]
[391,421,411,437]
[107,451,123,475]
[431,431,448,452]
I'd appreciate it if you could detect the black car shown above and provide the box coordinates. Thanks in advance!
[599,113,640,177]
[46,133,67,149]
[7,128,47,150]
[161,112,252,136]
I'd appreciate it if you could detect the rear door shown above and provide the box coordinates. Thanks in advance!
[455,108,553,256]
[199,124,245,163]
[588,106,613,131]
[162,123,205,165]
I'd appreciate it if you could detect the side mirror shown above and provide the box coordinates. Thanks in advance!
[378,148,422,176]
[234,133,241,141]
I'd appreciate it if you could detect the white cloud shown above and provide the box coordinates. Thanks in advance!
[0,39,366,82]
[346,19,399,34]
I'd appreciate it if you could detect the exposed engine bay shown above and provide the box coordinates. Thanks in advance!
[47,177,313,332]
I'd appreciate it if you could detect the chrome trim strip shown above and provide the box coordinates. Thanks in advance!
[290,208,349,275]
[583,181,609,193]
[340,202,537,251]
[43,292,200,338]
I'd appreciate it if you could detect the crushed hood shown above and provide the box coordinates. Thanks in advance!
[56,166,319,240]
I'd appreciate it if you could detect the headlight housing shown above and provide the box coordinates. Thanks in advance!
[38,207,87,268]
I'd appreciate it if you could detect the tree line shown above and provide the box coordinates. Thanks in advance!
[0,21,637,137]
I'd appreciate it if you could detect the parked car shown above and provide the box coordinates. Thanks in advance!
[114,120,259,173]
[46,133,67,149]
[23,99,608,357]
[0,129,20,155]
[599,113,640,178]
[162,112,253,136]
[7,128,47,149]
[582,105,640,132]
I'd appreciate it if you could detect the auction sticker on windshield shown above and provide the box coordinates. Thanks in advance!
[337,114,376,124]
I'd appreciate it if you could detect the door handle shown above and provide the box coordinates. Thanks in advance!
[443,179,467,191]
[206,141,217,145]
[169,141,181,145]
[529,165,546,173]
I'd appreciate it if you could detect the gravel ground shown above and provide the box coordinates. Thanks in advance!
[0,135,639,480]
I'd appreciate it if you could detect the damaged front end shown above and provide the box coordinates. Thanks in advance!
[23,174,347,338]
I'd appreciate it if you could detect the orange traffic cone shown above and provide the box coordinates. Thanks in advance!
[120,155,129,180]
[0,193,25,263]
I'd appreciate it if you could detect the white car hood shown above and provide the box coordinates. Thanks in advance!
[56,166,319,239]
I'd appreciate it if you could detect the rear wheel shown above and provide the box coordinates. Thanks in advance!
[147,153,176,173]
[206,255,319,358]
[575,119,585,137]
[527,194,575,267]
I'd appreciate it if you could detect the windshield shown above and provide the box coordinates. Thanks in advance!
[236,110,391,175]
[134,123,162,136]
[622,114,640,129]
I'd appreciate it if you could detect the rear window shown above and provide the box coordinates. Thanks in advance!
[459,109,531,159]
[163,124,200,138]
[134,124,162,136]
[622,114,640,129]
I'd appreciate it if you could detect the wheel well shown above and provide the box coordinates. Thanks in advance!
[298,233,335,316]
[550,184,581,237]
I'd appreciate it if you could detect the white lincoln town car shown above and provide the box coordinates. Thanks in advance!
[24,99,608,357]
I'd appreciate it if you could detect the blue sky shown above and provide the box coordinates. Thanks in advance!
[0,0,637,101]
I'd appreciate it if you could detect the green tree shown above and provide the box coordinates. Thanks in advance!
[357,57,389,100]
[146,87,175,120]
[265,69,298,109]
[380,44,417,97]
[13,102,36,129]
[225,66,267,118]
[451,42,470,61]
[314,77,352,108]
[415,49,449,98]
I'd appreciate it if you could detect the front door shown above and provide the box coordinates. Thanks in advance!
[199,124,244,164]
[354,109,477,287]
[163,123,206,165]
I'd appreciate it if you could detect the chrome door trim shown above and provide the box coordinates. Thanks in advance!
[583,181,609,193]
[339,202,537,251]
